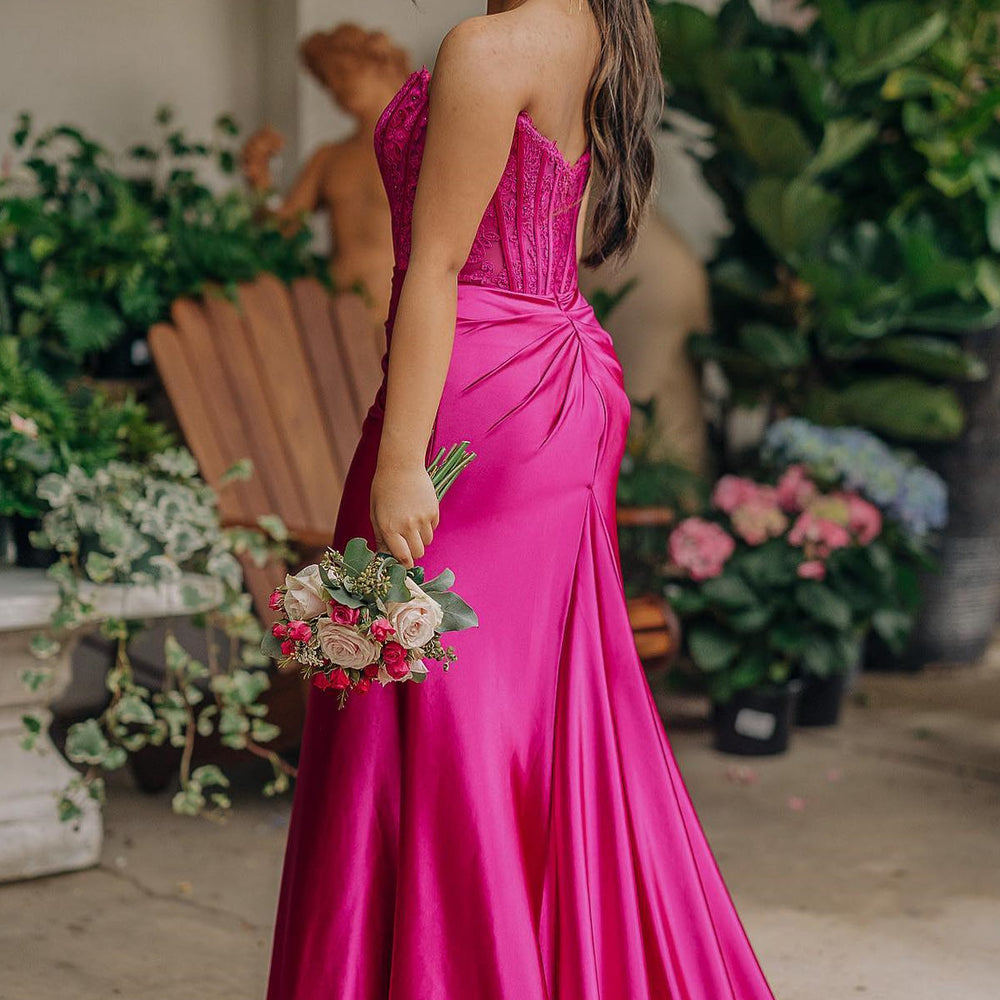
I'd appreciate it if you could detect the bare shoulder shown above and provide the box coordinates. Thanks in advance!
[434,5,594,111]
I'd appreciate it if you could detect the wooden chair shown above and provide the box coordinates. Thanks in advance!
[149,274,384,749]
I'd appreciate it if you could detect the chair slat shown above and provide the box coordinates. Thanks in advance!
[200,292,314,534]
[290,278,364,480]
[237,275,341,533]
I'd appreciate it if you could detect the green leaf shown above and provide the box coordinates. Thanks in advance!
[804,118,879,178]
[421,567,456,593]
[727,101,815,177]
[837,9,948,85]
[688,624,740,673]
[746,177,841,258]
[700,573,757,610]
[987,197,1000,254]
[868,336,988,381]
[804,377,965,442]
[795,581,853,630]
[435,591,479,633]
[342,536,374,575]
[54,300,124,357]
[738,322,810,370]
[872,609,913,653]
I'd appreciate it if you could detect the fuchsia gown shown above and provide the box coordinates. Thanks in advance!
[266,65,776,1000]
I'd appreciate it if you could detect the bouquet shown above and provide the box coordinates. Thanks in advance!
[260,442,478,707]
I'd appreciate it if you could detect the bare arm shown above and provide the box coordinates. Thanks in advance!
[370,19,529,568]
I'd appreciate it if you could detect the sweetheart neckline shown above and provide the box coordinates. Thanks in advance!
[374,64,591,174]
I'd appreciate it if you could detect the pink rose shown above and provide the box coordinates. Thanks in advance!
[842,493,882,544]
[668,517,736,581]
[730,495,789,546]
[797,559,827,580]
[370,617,395,642]
[286,620,313,643]
[776,465,818,512]
[329,601,360,625]
[711,475,760,514]
[316,619,381,670]
[282,565,328,620]
[385,578,444,649]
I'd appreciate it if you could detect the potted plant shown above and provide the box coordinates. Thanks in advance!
[0,337,172,567]
[18,445,295,821]
[665,464,899,750]
[653,0,1000,663]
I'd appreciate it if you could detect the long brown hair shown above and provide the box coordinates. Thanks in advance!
[581,0,664,269]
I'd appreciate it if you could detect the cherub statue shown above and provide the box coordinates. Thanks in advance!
[242,24,411,336]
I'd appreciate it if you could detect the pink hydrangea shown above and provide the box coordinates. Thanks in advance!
[668,517,736,581]
[776,464,818,513]
[797,559,827,580]
[841,492,882,545]
[730,493,789,546]
[711,475,761,514]
[788,511,852,558]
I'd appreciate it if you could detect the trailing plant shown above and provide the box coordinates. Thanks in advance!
[653,0,1000,445]
[0,107,326,380]
[0,336,172,519]
[19,448,297,821]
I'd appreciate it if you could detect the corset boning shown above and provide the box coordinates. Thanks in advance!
[374,66,592,299]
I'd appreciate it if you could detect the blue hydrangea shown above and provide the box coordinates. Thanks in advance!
[761,418,948,539]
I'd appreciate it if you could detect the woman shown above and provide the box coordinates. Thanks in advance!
[267,1,777,997]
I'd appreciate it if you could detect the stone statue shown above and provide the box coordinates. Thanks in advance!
[242,24,411,339]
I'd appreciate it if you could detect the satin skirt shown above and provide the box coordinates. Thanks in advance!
[265,271,776,999]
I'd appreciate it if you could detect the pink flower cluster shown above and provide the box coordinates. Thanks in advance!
[667,464,883,583]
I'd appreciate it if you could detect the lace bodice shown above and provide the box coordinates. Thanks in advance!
[373,65,591,298]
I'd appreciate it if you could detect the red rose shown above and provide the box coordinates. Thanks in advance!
[369,617,395,642]
[280,639,296,656]
[329,668,351,690]
[268,589,284,611]
[363,663,379,679]
[355,678,372,695]
[272,622,288,638]
[329,601,360,625]
[287,620,313,643]
[382,641,410,679]
[313,671,332,690]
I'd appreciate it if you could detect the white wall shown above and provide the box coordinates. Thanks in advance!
[0,0,722,255]
[0,0,266,161]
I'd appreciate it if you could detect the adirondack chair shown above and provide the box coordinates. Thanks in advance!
[148,273,384,753]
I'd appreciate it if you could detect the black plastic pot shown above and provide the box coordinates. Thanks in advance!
[710,680,802,756]
[795,672,847,727]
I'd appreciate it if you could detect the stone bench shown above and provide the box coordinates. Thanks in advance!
[0,567,223,883]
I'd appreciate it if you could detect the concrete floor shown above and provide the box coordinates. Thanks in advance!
[2,655,999,1000]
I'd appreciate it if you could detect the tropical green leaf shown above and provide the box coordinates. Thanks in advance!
[688,624,741,673]
[795,581,853,630]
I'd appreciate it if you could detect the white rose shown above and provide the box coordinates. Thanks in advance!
[316,619,381,670]
[283,564,328,620]
[385,577,444,649]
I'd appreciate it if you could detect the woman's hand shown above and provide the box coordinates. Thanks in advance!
[370,462,440,569]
